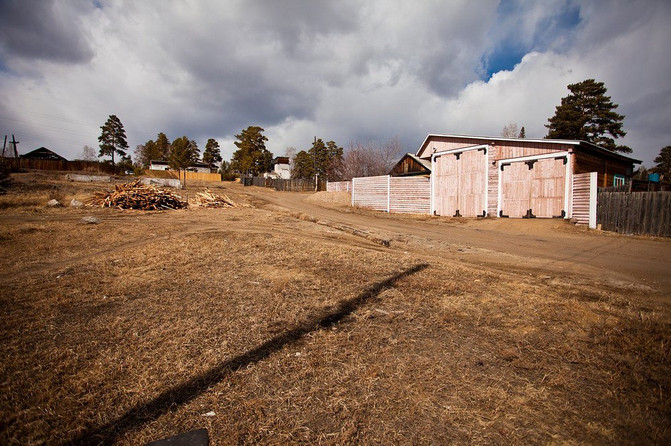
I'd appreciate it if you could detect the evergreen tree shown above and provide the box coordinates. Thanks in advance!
[98,115,129,165]
[291,138,344,180]
[231,126,272,175]
[291,150,314,179]
[653,146,671,178]
[135,139,163,168]
[518,126,526,138]
[203,138,222,170]
[168,136,200,187]
[546,79,631,153]
[155,132,171,160]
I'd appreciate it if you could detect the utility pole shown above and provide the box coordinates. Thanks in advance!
[2,135,6,158]
[313,136,318,192]
[10,134,19,158]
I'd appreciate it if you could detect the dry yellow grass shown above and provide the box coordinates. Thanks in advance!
[0,172,669,445]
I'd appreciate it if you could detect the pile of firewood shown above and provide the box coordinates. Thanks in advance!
[192,189,237,208]
[89,180,187,210]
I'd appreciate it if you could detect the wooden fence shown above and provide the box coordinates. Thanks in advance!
[145,170,221,182]
[597,190,671,237]
[350,175,431,214]
[2,157,117,174]
[327,181,352,192]
[242,176,325,192]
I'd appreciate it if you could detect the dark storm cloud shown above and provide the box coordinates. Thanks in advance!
[0,0,94,66]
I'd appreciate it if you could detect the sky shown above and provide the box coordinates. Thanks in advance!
[0,0,669,167]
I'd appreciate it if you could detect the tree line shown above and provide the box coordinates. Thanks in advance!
[93,78,670,182]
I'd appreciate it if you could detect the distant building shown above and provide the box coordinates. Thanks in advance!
[149,160,169,171]
[149,160,211,173]
[186,162,211,173]
[20,147,67,161]
[265,156,291,179]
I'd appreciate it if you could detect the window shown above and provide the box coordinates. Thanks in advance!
[613,174,625,186]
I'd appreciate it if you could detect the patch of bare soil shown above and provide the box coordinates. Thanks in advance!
[0,173,669,444]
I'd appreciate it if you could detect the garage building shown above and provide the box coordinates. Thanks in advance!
[416,134,640,218]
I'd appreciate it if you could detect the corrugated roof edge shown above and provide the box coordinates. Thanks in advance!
[416,133,641,164]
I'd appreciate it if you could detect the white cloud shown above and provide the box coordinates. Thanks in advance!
[0,0,668,166]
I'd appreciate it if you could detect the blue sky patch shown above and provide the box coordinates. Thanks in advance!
[482,0,581,79]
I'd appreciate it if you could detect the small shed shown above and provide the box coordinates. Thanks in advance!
[416,134,640,218]
[20,147,67,161]
[389,153,431,177]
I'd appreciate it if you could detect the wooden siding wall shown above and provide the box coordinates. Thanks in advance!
[573,152,631,188]
[390,157,428,176]
[327,181,351,192]
[571,172,595,226]
[417,137,567,159]
[352,176,389,211]
[351,175,430,214]
[389,177,431,214]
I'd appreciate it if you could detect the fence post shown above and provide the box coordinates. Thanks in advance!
[351,177,356,206]
[387,175,391,213]
[589,171,597,229]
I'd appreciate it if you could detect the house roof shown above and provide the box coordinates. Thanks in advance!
[20,147,67,161]
[404,153,431,170]
[416,133,641,164]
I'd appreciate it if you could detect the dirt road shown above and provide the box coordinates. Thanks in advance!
[247,187,671,295]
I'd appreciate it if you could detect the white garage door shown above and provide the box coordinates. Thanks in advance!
[500,157,566,218]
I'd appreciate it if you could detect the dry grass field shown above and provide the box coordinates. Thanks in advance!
[0,172,669,444]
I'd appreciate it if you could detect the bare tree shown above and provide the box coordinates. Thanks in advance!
[78,145,97,161]
[340,137,404,180]
[501,122,519,138]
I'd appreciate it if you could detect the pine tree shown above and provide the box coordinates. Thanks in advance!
[231,126,272,175]
[98,115,129,165]
[291,138,344,180]
[203,138,222,170]
[155,132,171,160]
[291,150,314,179]
[546,79,631,153]
[168,136,200,187]
[518,126,526,138]
[653,146,671,178]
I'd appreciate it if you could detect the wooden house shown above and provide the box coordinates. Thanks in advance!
[20,147,67,161]
[389,153,431,177]
[416,134,640,218]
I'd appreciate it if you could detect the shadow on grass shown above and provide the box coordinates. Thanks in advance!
[63,263,429,445]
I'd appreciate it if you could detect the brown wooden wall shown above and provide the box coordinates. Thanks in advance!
[572,151,631,188]
[390,157,429,176]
